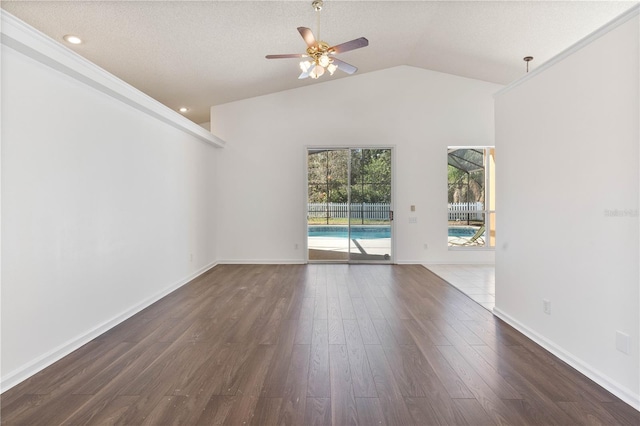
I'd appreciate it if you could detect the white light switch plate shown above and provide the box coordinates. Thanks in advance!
[616,331,630,354]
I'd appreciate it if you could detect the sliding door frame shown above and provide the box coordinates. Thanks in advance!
[304,145,396,264]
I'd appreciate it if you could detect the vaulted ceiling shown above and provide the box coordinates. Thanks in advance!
[2,1,636,123]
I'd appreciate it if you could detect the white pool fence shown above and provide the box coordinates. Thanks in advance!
[308,202,484,220]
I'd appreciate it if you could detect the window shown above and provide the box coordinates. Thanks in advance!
[447,147,495,248]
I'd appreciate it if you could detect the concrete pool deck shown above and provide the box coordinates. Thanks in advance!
[308,236,482,255]
[307,236,391,256]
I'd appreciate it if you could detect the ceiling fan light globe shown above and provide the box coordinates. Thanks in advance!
[327,63,338,75]
[318,54,330,68]
[313,65,325,78]
[299,60,312,72]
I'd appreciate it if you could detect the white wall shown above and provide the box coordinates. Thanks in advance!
[211,66,501,264]
[495,10,639,408]
[1,14,220,389]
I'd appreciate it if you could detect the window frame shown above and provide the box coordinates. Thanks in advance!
[447,146,495,250]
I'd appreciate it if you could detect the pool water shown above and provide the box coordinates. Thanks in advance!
[308,226,481,239]
[448,226,481,237]
[308,226,390,239]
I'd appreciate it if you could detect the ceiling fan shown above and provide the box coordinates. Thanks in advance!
[265,0,369,80]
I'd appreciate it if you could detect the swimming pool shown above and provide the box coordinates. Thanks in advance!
[308,225,481,239]
[448,226,482,237]
[308,226,390,239]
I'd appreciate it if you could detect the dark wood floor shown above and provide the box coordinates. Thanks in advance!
[2,264,638,425]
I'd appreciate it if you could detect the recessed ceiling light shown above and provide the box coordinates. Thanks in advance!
[179,107,189,113]
[63,34,83,45]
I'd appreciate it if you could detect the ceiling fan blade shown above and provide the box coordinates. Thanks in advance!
[330,37,369,54]
[332,58,358,75]
[297,27,316,48]
[266,54,308,59]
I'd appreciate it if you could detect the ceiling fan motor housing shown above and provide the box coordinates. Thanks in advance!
[307,41,332,59]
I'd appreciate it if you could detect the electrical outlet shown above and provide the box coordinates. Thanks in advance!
[409,217,417,224]
[616,331,630,354]
[543,299,551,315]
[294,243,299,250]
[190,253,193,262]
[424,243,428,250]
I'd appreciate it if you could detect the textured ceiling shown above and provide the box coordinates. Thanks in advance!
[2,1,637,124]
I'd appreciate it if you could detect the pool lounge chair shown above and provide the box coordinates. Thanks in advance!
[449,225,485,246]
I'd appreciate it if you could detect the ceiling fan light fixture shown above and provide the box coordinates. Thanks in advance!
[300,60,312,72]
[310,64,325,79]
[318,53,330,68]
[265,0,368,80]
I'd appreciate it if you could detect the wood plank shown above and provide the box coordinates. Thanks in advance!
[314,284,328,320]
[446,343,522,400]
[47,341,135,396]
[436,345,527,425]
[410,317,453,346]
[452,398,495,425]
[351,297,380,345]
[307,319,331,398]
[277,344,310,424]
[2,394,91,426]
[329,344,358,425]
[295,317,314,345]
[558,400,621,425]
[304,397,332,425]
[251,397,282,425]
[384,317,415,345]
[376,295,411,320]
[258,297,288,344]
[220,344,276,424]
[260,320,299,397]
[365,344,414,424]
[338,286,357,320]
[403,319,474,399]
[516,341,619,403]
[362,295,385,320]
[327,297,342,319]
[143,393,211,425]
[356,397,387,425]
[405,396,453,425]
[343,319,377,398]
[602,401,640,425]
[381,344,453,398]
[472,344,578,425]
[371,318,398,346]
[328,318,346,345]
[195,395,236,424]
[327,298,345,344]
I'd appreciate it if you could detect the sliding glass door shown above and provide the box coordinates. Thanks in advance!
[307,148,393,263]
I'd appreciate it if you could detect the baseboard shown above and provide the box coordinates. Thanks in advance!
[219,259,306,265]
[493,307,640,411]
[420,261,496,266]
[0,260,218,393]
